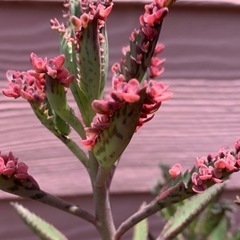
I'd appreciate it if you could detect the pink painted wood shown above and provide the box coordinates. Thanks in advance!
[0,1,240,200]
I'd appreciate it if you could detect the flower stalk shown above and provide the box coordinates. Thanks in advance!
[1,0,239,240]
[95,168,116,239]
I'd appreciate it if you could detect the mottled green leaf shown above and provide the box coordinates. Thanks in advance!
[61,36,92,125]
[230,230,240,240]
[207,217,228,240]
[133,218,148,240]
[11,203,68,240]
[93,92,145,168]
[133,203,148,240]
[59,0,93,125]
[78,19,102,102]
[45,75,85,138]
[159,183,225,240]
[193,201,231,240]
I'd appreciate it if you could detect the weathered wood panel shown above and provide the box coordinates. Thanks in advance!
[0,1,240,199]
[0,191,239,240]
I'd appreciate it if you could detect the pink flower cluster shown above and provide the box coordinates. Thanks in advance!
[81,75,172,150]
[2,53,74,103]
[169,140,240,193]
[148,44,165,79]
[71,2,113,31]
[111,0,168,83]
[141,0,168,28]
[2,70,45,102]
[0,151,38,188]
[52,0,113,47]
[30,53,74,88]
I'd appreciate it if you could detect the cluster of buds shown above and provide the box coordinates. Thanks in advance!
[71,1,113,31]
[0,151,38,188]
[148,44,165,79]
[73,0,172,167]
[169,140,240,193]
[2,53,74,103]
[29,53,74,88]
[2,70,45,103]
[112,1,168,82]
[82,75,172,150]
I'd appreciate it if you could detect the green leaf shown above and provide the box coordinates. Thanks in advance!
[207,217,228,240]
[133,218,148,240]
[99,23,109,97]
[159,183,225,240]
[59,0,94,125]
[59,1,110,126]
[11,202,68,240]
[45,75,85,138]
[54,113,71,136]
[118,9,166,83]
[78,19,103,101]
[230,230,240,240]
[193,200,231,240]
[60,35,92,126]
[69,0,81,17]
[93,91,145,168]
[133,203,148,240]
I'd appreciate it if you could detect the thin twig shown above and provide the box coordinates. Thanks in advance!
[114,182,195,240]
[59,135,89,169]
[34,190,98,227]
[0,176,97,227]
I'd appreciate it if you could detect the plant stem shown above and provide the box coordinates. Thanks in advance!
[58,135,89,169]
[59,107,86,139]
[115,200,158,240]
[95,166,116,240]
[106,158,120,189]
[89,152,99,188]
[0,176,97,227]
[70,81,93,127]
[31,190,98,227]
[31,103,89,168]
[114,182,195,240]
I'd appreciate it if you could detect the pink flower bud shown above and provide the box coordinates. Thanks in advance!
[235,139,240,152]
[92,100,119,115]
[169,163,182,178]
[30,53,47,73]
[97,4,113,20]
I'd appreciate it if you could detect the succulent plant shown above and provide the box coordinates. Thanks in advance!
[1,0,240,240]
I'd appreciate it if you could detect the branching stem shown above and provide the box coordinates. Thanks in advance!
[32,190,98,227]
[115,183,195,239]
